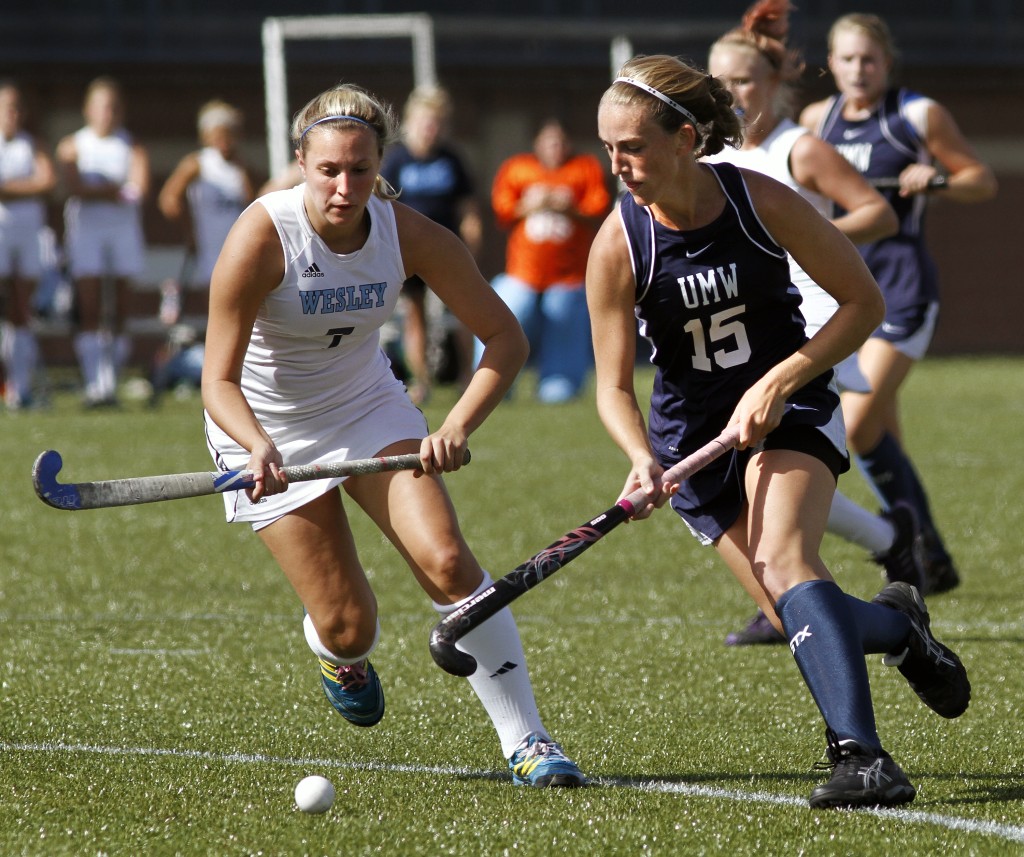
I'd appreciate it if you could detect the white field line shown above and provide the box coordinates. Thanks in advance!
[2,610,1017,635]
[107,648,208,656]
[3,741,1024,844]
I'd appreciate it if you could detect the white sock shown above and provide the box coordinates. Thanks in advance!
[302,612,380,666]
[828,490,896,555]
[74,331,102,400]
[433,572,546,758]
[96,331,117,400]
[9,327,38,401]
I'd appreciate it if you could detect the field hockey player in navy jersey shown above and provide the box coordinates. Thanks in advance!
[586,53,970,808]
[801,14,998,596]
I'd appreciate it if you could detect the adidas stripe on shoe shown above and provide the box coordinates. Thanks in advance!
[509,732,586,788]
[319,657,385,727]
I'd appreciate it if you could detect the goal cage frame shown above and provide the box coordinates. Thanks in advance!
[260,13,650,178]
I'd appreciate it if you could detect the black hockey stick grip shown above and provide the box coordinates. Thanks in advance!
[869,175,947,190]
[429,426,740,676]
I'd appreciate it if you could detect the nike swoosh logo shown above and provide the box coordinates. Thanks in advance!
[685,243,713,258]
[843,128,865,140]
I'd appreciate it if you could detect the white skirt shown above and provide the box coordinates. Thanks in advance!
[204,375,427,530]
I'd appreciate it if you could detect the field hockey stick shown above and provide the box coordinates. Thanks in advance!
[33,449,469,511]
[869,175,948,190]
[429,426,741,676]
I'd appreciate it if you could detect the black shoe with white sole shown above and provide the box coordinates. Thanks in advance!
[871,581,971,718]
[809,732,916,810]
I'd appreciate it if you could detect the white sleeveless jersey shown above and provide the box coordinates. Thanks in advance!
[242,187,406,418]
[187,146,248,284]
[64,126,139,225]
[0,131,45,230]
[705,119,835,332]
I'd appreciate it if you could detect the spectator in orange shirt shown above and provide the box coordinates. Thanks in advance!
[489,118,611,403]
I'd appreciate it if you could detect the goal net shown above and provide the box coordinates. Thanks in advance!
[261,14,437,177]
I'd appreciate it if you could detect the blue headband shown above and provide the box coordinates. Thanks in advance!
[300,115,372,139]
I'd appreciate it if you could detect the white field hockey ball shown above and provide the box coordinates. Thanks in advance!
[294,775,335,813]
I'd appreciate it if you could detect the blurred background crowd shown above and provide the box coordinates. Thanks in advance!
[0,1,1020,408]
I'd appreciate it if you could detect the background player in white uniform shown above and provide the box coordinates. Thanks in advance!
[159,99,255,311]
[705,1,927,645]
[156,100,255,397]
[56,76,150,407]
[202,83,585,788]
[0,80,56,409]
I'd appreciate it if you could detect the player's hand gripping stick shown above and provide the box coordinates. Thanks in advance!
[428,426,740,676]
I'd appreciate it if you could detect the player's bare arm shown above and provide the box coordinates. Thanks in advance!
[586,210,665,514]
[917,101,998,203]
[393,202,527,466]
[790,134,898,244]
[158,152,201,221]
[202,203,287,498]
[738,172,883,441]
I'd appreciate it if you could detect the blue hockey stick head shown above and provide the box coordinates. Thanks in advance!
[32,450,83,510]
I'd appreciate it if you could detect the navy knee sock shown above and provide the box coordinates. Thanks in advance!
[843,594,912,654]
[858,432,946,556]
[776,580,880,750]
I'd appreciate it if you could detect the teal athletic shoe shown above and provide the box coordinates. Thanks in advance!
[319,658,385,727]
[508,732,586,788]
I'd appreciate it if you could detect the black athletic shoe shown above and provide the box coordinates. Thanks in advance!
[871,581,971,718]
[924,557,961,595]
[872,502,926,592]
[809,732,916,809]
[724,610,785,646]
[919,526,962,594]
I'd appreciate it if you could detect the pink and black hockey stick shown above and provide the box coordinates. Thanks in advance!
[429,426,741,676]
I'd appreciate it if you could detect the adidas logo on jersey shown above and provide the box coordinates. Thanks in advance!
[301,263,325,278]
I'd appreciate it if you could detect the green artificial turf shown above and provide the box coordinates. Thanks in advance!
[1,357,1022,855]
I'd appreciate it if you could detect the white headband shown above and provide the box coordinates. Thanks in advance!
[198,106,241,134]
[300,114,371,139]
[614,77,699,127]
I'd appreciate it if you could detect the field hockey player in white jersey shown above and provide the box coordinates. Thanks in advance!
[56,76,150,408]
[159,99,255,315]
[0,80,56,410]
[705,0,929,646]
[201,83,585,788]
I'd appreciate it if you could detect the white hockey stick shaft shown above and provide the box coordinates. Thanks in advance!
[33,450,468,511]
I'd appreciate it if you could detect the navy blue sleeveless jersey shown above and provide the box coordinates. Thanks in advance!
[620,162,838,465]
[379,142,474,235]
[620,164,846,541]
[817,88,940,321]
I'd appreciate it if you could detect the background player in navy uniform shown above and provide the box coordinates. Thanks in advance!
[380,85,482,403]
[801,14,998,595]
[705,0,926,647]
[587,53,970,808]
